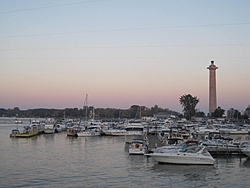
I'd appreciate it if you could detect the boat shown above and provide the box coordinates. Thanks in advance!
[145,144,215,165]
[38,122,45,134]
[15,119,22,124]
[125,122,144,143]
[128,138,146,155]
[241,142,250,157]
[54,124,62,133]
[44,124,55,134]
[67,126,81,137]
[102,128,112,136]
[29,120,44,134]
[103,128,126,136]
[110,129,127,136]
[242,147,250,157]
[202,139,243,155]
[196,125,219,134]
[11,124,38,138]
[9,129,20,137]
[77,126,102,137]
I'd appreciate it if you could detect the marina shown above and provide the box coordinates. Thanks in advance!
[1,117,250,187]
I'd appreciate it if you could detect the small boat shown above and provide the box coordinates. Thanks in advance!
[102,126,126,136]
[128,139,146,155]
[203,139,242,155]
[67,126,81,137]
[44,124,55,134]
[15,119,22,124]
[110,128,126,136]
[125,122,144,143]
[145,144,215,165]
[241,147,250,157]
[241,143,250,157]
[102,129,112,136]
[77,126,102,137]
[54,124,62,133]
[11,125,38,138]
[38,122,45,134]
[10,129,20,137]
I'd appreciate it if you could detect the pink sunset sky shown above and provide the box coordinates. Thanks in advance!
[1,1,250,114]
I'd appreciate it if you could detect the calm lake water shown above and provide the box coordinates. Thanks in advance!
[1,118,250,188]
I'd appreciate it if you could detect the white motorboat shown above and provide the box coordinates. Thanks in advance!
[242,147,250,157]
[146,144,215,165]
[125,123,144,143]
[241,144,250,157]
[202,139,242,154]
[77,126,101,137]
[44,124,55,134]
[128,139,146,155]
[110,128,126,136]
[102,128,126,136]
[54,124,62,133]
[102,129,112,136]
[196,125,219,134]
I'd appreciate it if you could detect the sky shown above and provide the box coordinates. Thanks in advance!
[0,0,250,114]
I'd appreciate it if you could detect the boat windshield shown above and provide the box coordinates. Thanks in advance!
[126,128,143,131]
[180,145,202,153]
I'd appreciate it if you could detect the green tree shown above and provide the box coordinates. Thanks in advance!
[196,111,205,117]
[179,94,199,120]
[244,105,250,117]
[212,106,225,118]
[233,110,241,119]
[227,108,235,119]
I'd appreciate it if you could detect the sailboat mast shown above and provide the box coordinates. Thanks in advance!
[85,94,88,122]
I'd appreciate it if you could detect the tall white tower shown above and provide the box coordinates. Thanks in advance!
[207,61,218,116]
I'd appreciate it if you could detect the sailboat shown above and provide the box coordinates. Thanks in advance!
[77,94,102,137]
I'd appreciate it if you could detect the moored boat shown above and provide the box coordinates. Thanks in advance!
[67,126,81,137]
[125,122,144,143]
[241,142,250,157]
[77,126,101,137]
[10,129,20,137]
[241,147,250,157]
[110,128,126,136]
[128,138,146,155]
[145,144,215,165]
[12,124,39,138]
[54,124,62,133]
[44,124,55,134]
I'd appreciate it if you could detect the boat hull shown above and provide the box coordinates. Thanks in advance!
[110,130,126,136]
[241,148,250,157]
[44,129,55,134]
[77,132,101,137]
[15,131,38,138]
[129,148,145,155]
[147,153,215,165]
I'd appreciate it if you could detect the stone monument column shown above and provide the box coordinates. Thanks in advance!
[207,61,218,116]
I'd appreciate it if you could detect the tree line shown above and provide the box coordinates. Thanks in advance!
[2,94,249,121]
[0,105,181,119]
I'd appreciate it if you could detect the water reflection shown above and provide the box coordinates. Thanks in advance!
[240,157,250,167]
[151,162,215,174]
